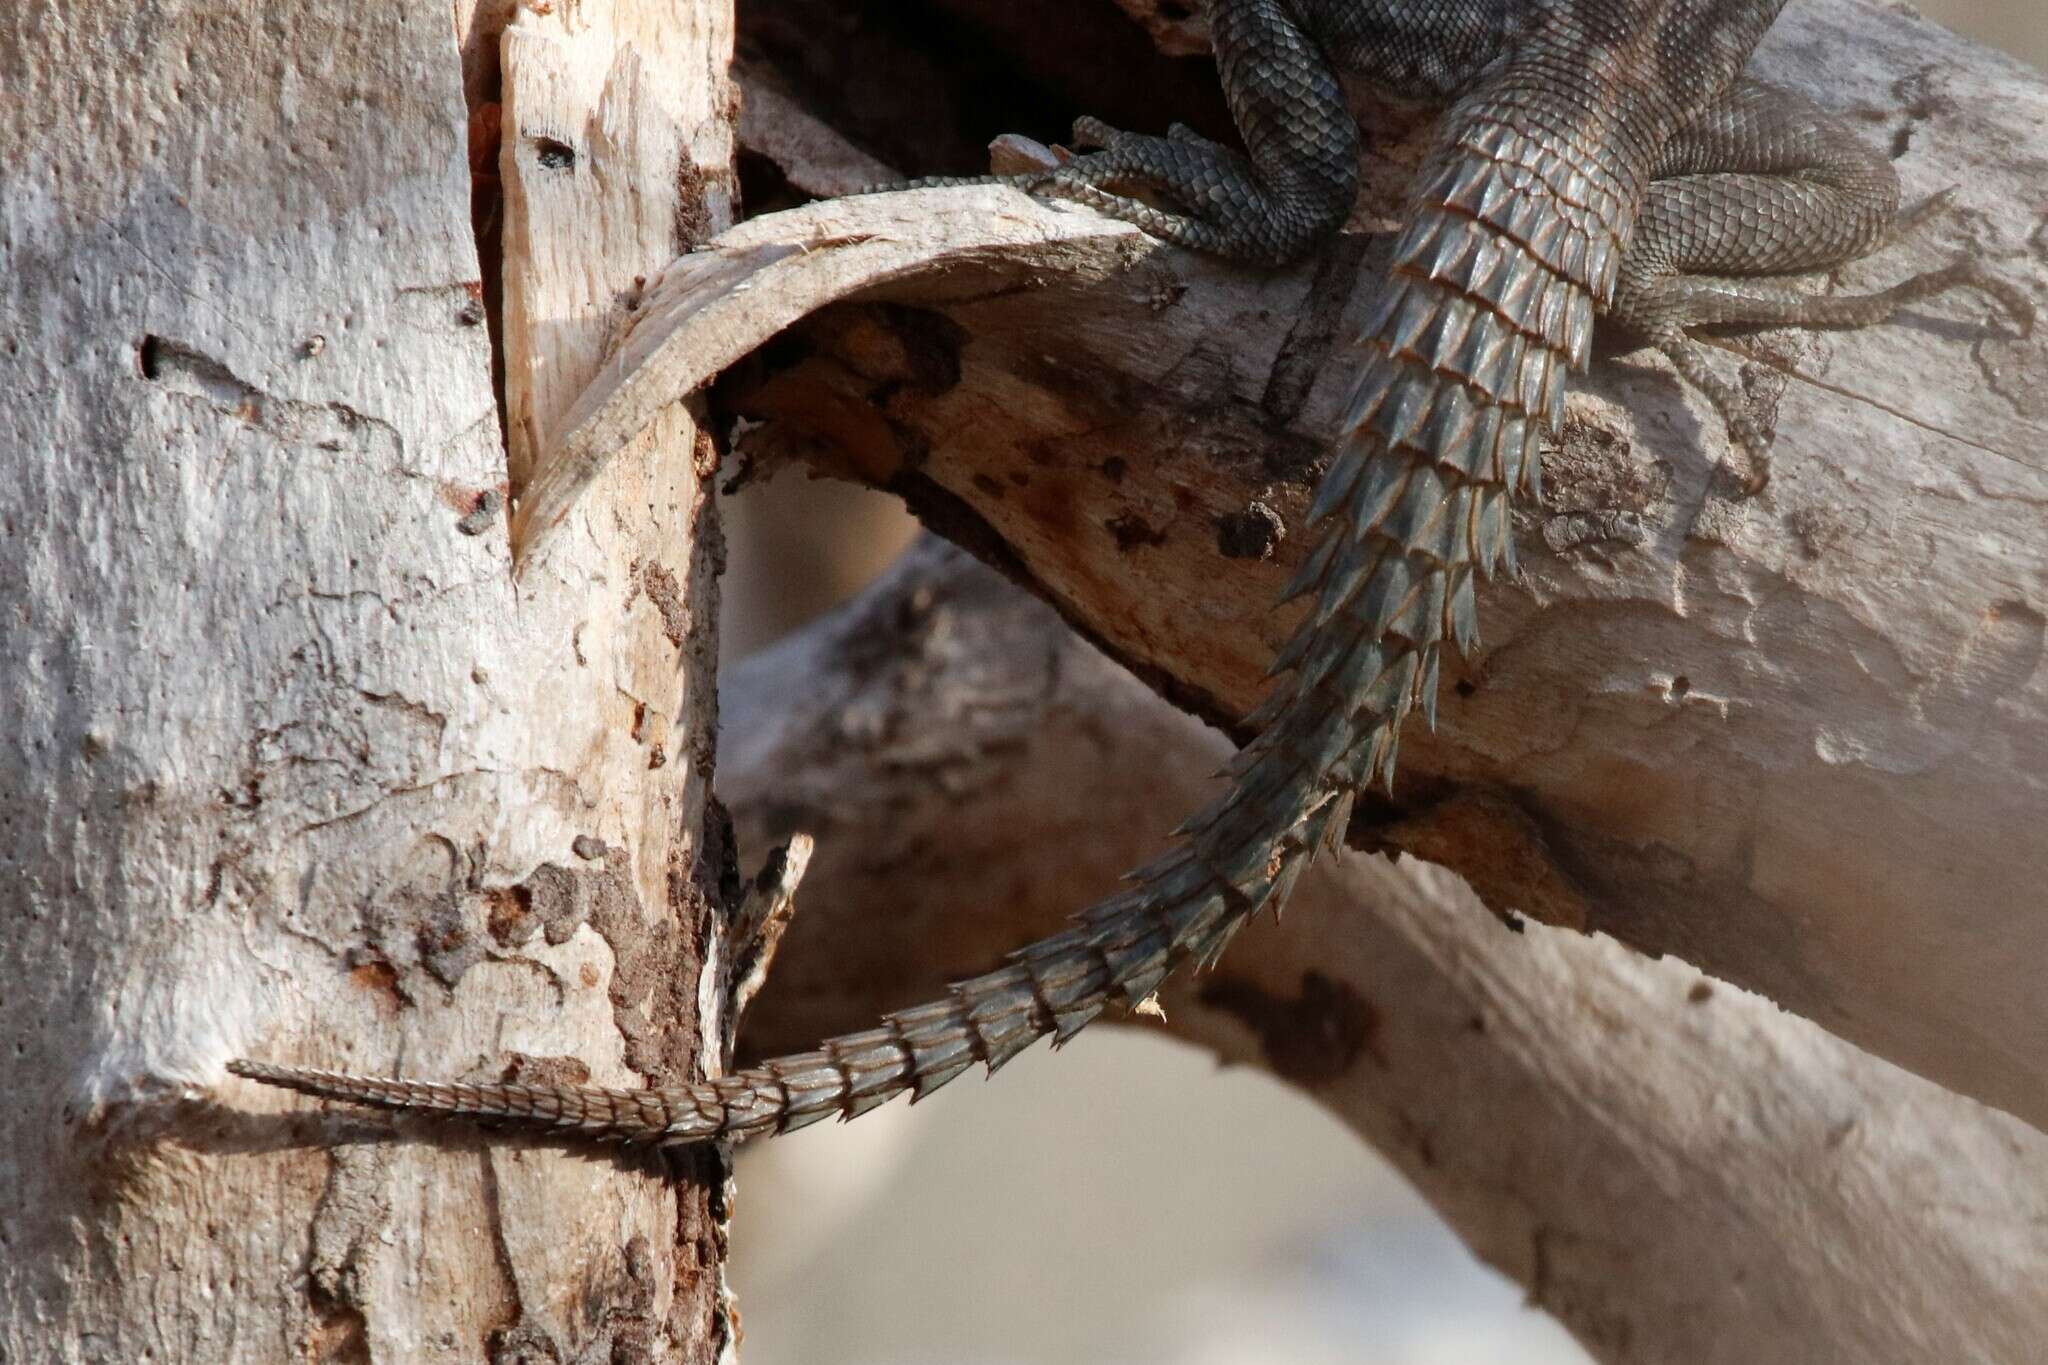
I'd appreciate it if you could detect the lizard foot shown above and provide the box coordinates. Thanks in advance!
[852,116,1332,266]
[1632,255,2034,496]
[1650,327,1776,494]
[1004,115,1326,266]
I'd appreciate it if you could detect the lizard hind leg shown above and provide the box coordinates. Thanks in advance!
[1606,80,2034,492]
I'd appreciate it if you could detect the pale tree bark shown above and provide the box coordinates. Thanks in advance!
[1,3,736,1361]
[535,0,2048,1130]
[724,538,2048,1365]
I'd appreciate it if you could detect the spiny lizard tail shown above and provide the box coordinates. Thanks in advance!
[232,0,2026,1143]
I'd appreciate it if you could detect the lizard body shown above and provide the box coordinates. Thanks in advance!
[233,0,2030,1142]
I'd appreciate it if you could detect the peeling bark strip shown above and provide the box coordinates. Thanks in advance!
[725,539,2048,1365]
[536,0,2048,1132]
[1,2,734,1360]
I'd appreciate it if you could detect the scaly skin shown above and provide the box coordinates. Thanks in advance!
[231,0,2031,1143]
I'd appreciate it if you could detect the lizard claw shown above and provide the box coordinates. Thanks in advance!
[1969,264,2037,338]
[1915,258,2036,338]
[1731,429,1773,496]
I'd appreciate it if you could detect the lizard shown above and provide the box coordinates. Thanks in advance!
[232,0,2032,1143]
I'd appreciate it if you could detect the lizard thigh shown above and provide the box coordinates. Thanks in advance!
[1605,80,2029,488]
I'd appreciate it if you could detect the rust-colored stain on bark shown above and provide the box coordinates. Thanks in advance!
[1105,510,1167,552]
[483,884,536,947]
[346,958,405,1008]
[629,560,690,649]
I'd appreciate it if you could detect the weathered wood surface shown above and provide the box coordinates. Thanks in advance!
[0,2,734,1359]
[534,0,2048,1130]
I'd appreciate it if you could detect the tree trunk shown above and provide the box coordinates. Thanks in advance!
[0,3,735,1360]
[536,0,2048,1131]
[725,537,2048,1365]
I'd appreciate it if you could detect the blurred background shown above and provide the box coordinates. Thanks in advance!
[720,7,2043,1361]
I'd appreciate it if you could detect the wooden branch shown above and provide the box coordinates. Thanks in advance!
[523,0,2048,1133]
[722,537,2048,1365]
